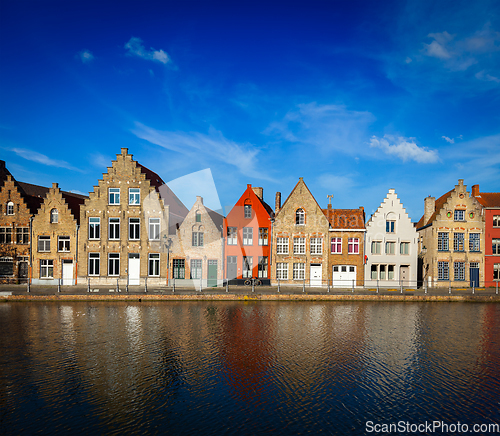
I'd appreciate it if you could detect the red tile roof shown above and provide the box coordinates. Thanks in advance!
[322,208,365,229]
[474,192,500,208]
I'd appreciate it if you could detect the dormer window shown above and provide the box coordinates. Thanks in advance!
[7,202,14,215]
[50,209,58,223]
[296,208,305,225]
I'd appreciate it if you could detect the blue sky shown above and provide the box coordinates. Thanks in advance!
[1,0,499,221]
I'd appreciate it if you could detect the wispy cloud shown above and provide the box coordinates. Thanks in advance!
[475,70,500,83]
[10,147,83,171]
[442,135,454,144]
[78,49,94,64]
[131,122,272,180]
[369,135,439,163]
[124,37,170,64]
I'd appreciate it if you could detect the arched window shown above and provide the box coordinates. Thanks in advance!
[50,208,58,223]
[296,208,305,225]
[7,201,14,215]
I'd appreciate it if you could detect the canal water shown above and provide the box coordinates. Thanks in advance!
[1,302,499,435]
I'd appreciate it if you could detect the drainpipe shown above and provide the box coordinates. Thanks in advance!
[28,216,33,292]
[75,224,79,285]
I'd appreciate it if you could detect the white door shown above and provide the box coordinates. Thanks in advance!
[62,260,73,285]
[332,265,356,288]
[400,265,409,283]
[310,264,322,287]
[128,254,140,285]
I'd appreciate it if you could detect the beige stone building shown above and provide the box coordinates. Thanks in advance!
[78,148,169,286]
[271,178,330,286]
[31,183,86,285]
[417,179,484,288]
[170,196,224,288]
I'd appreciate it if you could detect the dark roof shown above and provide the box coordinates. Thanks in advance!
[474,192,500,208]
[256,196,274,218]
[136,162,165,191]
[61,192,86,224]
[206,207,224,235]
[416,190,453,229]
[0,160,13,187]
[322,208,365,229]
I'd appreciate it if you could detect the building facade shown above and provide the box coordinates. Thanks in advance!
[77,148,169,286]
[271,178,330,286]
[365,189,417,287]
[31,183,86,285]
[417,179,485,288]
[224,184,274,285]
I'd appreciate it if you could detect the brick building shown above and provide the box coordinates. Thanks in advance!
[417,179,484,288]
[271,178,330,286]
[170,196,224,288]
[324,205,366,287]
[77,148,169,286]
[471,185,500,288]
[31,183,86,285]
[224,184,274,285]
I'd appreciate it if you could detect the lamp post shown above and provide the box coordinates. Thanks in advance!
[163,234,172,287]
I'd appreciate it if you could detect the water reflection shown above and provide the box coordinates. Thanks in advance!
[1,302,499,435]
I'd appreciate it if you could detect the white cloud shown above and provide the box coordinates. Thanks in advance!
[442,136,454,144]
[10,147,83,171]
[475,70,500,83]
[369,135,439,163]
[78,49,94,63]
[124,37,170,64]
[131,122,272,180]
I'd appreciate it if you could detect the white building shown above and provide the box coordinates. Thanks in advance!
[365,189,418,287]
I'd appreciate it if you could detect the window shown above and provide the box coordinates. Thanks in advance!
[38,235,50,252]
[400,242,410,255]
[88,253,100,276]
[454,233,464,252]
[493,239,500,255]
[89,217,100,239]
[310,237,323,254]
[243,256,253,278]
[190,259,202,279]
[16,227,29,244]
[129,218,140,240]
[380,265,386,280]
[173,259,185,279]
[196,212,201,222]
[348,238,359,254]
[109,188,120,205]
[293,237,306,254]
[438,261,449,280]
[0,257,13,277]
[454,261,465,281]
[258,256,268,278]
[371,265,377,280]
[388,265,395,280]
[227,227,237,245]
[50,209,58,223]
[277,237,289,254]
[148,253,160,276]
[454,210,465,221]
[244,204,252,219]
[109,218,120,240]
[0,228,12,244]
[58,236,70,252]
[6,201,14,215]
[192,232,204,247]
[295,209,305,225]
[40,259,53,278]
[149,218,160,241]
[494,216,500,227]
[129,188,140,205]
[494,263,500,280]
[438,232,449,251]
[276,263,288,280]
[108,253,120,276]
[331,237,342,254]
[243,227,253,245]
[469,233,480,252]
[258,228,268,246]
[386,220,395,233]
[293,263,305,280]
[371,241,381,254]
[385,241,395,255]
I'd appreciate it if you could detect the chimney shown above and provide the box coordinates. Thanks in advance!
[52,182,59,189]
[196,195,203,205]
[275,192,281,214]
[252,187,263,200]
[471,184,479,197]
[424,196,435,224]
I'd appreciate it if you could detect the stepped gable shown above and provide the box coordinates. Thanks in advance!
[323,208,365,229]
[416,189,453,229]
[0,160,13,187]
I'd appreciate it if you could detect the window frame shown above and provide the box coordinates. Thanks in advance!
[493,216,500,227]
[453,232,465,252]
[38,235,50,252]
[276,262,288,280]
[438,232,449,251]
[227,227,237,245]
[371,241,381,255]
[310,237,323,255]
[50,209,58,223]
[6,201,14,215]
[348,238,359,254]
[276,237,289,254]
[258,227,268,246]
[492,238,500,255]
[148,253,160,276]
[0,227,12,244]
[454,210,465,221]
[385,241,395,255]
[192,231,204,247]
[469,233,480,252]
[242,256,253,278]
[293,237,306,254]
[108,253,120,276]
[292,263,305,280]
[258,256,268,278]
[40,259,54,279]
[244,204,252,219]
[109,217,120,240]
[454,261,465,281]
[88,253,100,276]
[400,242,410,255]
[190,259,202,279]
[494,263,500,280]
[331,237,342,254]
[129,217,140,240]
[16,227,29,244]
[173,259,185,279]
[148,218,160,241]
[109,188,120,205]
[295,209,305,225]
[386,220,395,233]
[128,188,140,205]
[58,236,70,252]
[243,227,253,246]
[89,217,100,240]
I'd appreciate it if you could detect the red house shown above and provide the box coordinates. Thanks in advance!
[472,185,500,288]
[224,184,274,284]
